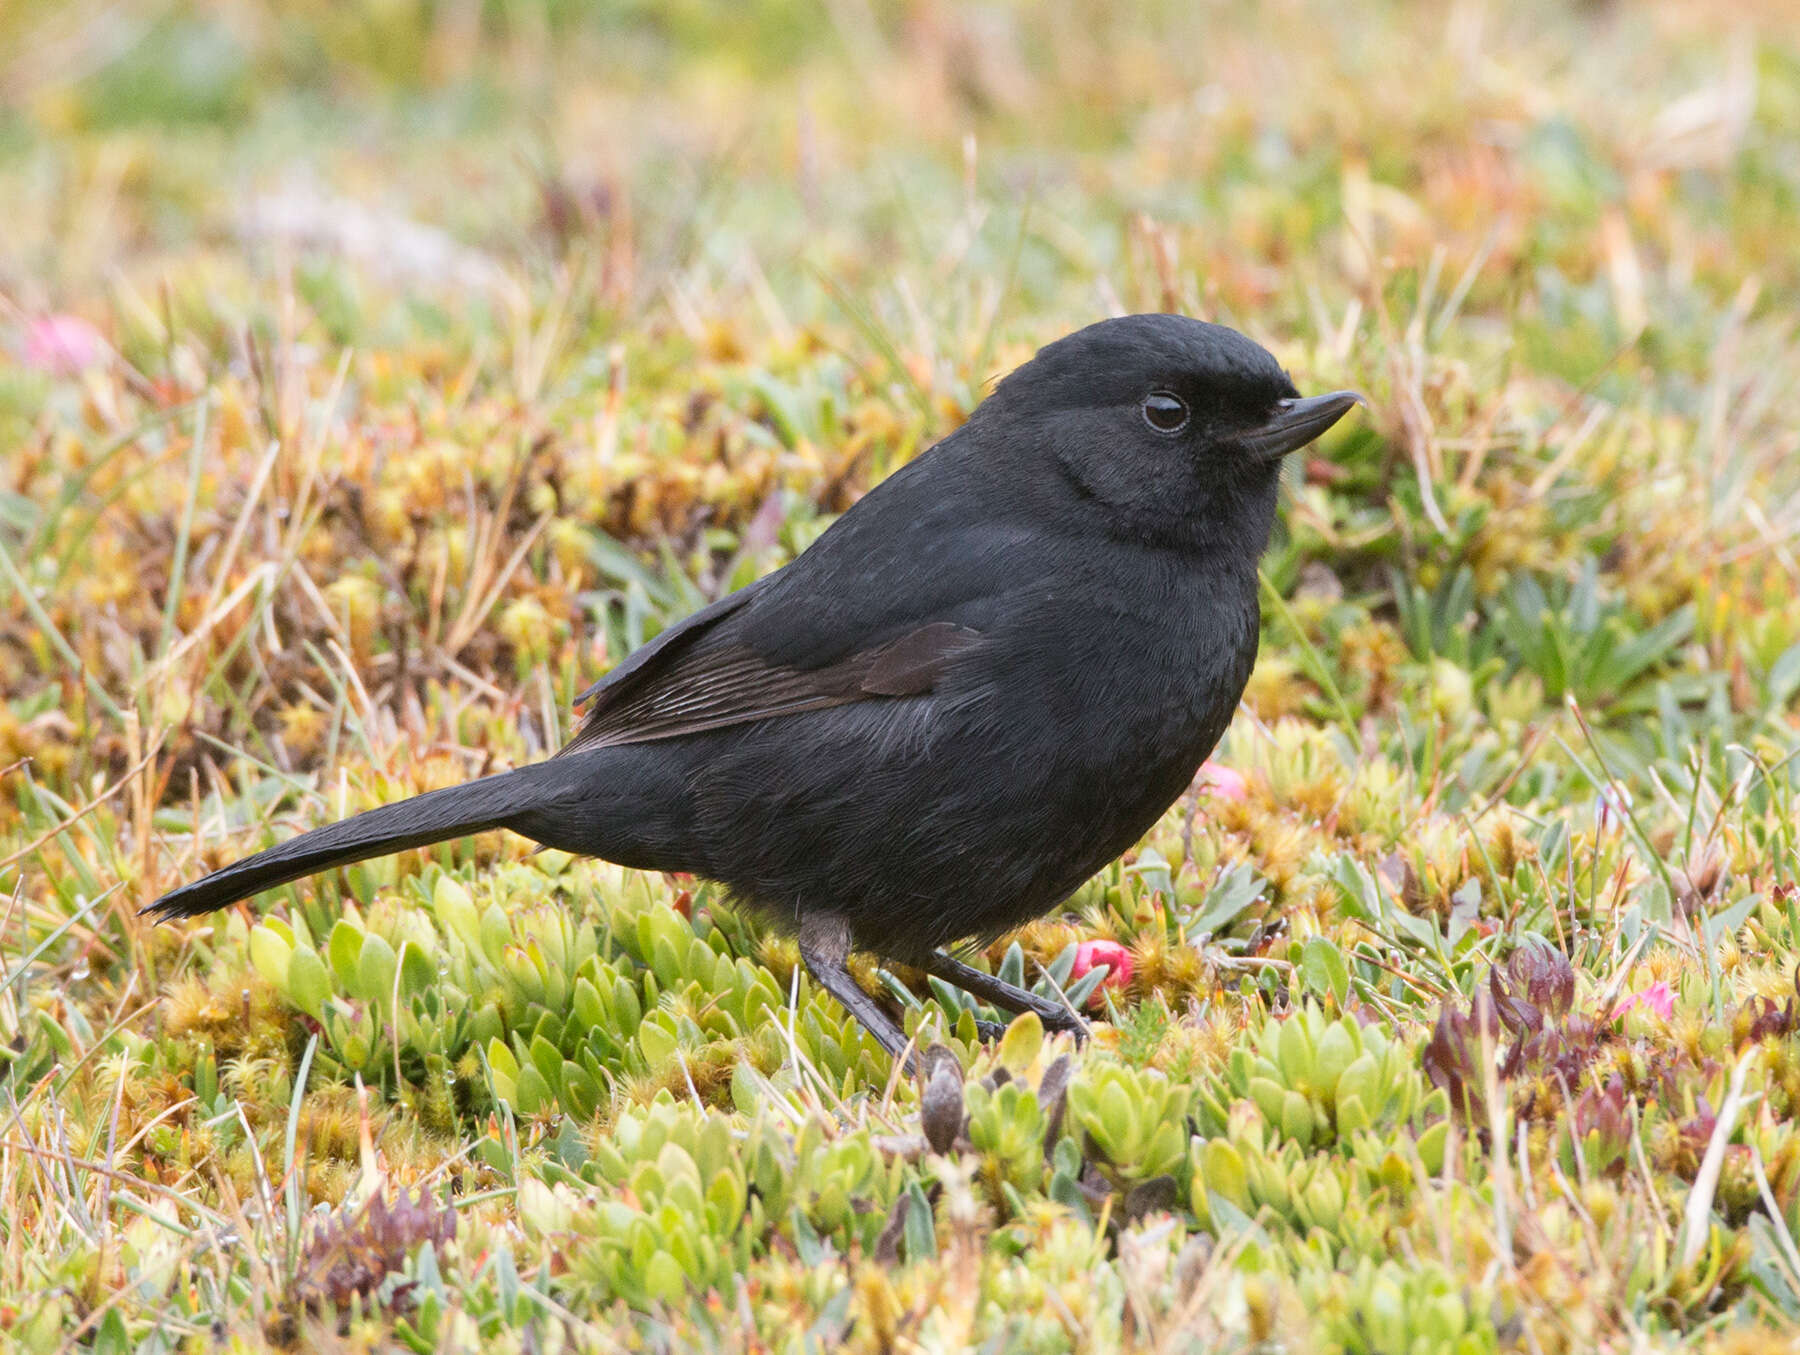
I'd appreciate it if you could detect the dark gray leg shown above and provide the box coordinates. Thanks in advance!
[799,913,917,1072]
[914,950,1090,1038]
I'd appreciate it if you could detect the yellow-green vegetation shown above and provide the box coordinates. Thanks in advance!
[5,0,1800,1349]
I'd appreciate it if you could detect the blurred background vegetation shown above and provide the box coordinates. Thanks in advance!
[5,1,1800,1350]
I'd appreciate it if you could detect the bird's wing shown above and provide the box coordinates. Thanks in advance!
[559,617,983,753]
[559,429,1045,755]
[568,580,768,710]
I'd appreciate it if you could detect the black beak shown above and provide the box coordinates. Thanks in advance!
[1242,390,1365,461]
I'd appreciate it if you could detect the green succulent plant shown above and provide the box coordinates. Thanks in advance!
[1300,1257,1501,1355]
[965,1077,1050,1200]
[1065,1061,1190,1190]
[552,1094,906,1309]
[1188,1100,1435,1252]
[1199,1002,1444,1151]
[240,866,902,1122]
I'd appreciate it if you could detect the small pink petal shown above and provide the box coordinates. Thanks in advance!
[23,314,105,375]
[1198,761,1247,801]
[1611,980,1675,1022]
[1070,939,1133,1008]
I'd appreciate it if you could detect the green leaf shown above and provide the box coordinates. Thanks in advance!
[638,1020,678,1066]
[642,1249,685,1302]
[1766,642,1800,711]
[30,1010,72,1063]
[397,939,436,995]
[486,1037,520,1081]
[996,1011,1043,1074]
[1277,1014,1315,1088]
[1248,1076,1286,1128]
[573,976,606,1032]
[433,876,480,948]
[529,1033,562,1088]
[286,945,332,1019]
[1097,1078,1137,1155]
[514,1063,551,1115]
[1336,1053,1382,1116]
[902,1181,937,1260]
[1198,1139,1248,1209]
[1416,1120,1449,1175]
[248,925,293,990]
[328,920,364,989]
[560,1060,601,1119]
[1300,935,1351,1006]
[479,904,512,964]
[1313,1019,1359,1094]
[1186,863,1266,939]
[1281,1089,1316,1146]
[356,932,398,1004]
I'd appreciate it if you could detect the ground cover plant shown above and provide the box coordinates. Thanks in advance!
[4,0,1800,1350]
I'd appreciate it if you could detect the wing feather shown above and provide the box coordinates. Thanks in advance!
[560,620,982,754]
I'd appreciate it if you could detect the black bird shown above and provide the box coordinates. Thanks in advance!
[144,314,1361,1063]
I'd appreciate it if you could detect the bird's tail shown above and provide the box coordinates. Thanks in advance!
[140,762,561,922]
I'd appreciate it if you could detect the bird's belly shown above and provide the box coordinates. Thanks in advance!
[688,641,1240,952]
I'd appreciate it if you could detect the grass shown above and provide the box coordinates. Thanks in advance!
[4,0,1800,1349]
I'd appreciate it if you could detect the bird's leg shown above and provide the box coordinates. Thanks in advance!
[798,912,917,1073]
[914,950,1090,1039]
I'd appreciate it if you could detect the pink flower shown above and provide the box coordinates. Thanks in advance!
[23,314,105,375]
[1611,980,1674,1023]
[1070,939,1133,1008]
[1198,760,1247,801]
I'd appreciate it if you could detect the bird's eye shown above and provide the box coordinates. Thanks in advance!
[1141,391,1189,434]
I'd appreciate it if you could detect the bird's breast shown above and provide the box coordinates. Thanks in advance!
[957,557,1260,797]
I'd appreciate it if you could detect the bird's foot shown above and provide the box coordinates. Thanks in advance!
[1041,1008,1090,1042]
[970,1012,1088,1045]
[911,948,1093,1043]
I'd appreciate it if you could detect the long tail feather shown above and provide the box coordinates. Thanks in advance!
[140,765,553,921]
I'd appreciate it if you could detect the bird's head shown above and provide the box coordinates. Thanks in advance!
[984,313,1362,555]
